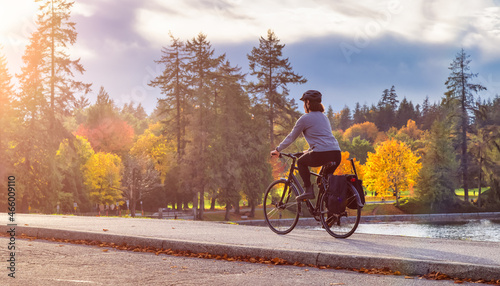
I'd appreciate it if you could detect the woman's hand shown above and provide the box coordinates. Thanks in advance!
[270,149,280,157]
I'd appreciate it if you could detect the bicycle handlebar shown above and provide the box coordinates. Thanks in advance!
[279,152,303,159]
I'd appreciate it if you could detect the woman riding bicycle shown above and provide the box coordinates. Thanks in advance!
[270,90,341,201]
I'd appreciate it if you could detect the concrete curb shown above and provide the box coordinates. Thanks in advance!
[3,225,500,281]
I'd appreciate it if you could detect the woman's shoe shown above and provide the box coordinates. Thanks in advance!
[296,185,315,201]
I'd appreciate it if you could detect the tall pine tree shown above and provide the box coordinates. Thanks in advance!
[444,49,486,202]
[247,29,307,147]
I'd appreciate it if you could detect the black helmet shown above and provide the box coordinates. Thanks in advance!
[300,90,322,102]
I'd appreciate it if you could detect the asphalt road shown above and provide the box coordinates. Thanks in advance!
[0,237,477,286]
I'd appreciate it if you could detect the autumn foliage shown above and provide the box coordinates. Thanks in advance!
[364,139,421,204]
[76,117,134,154]
[344,122,379,143]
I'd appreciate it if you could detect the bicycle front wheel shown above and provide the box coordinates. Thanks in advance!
[319,183,361,238]
[263,179,300,235]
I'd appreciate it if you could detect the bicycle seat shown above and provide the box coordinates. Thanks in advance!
[321,161,337,175]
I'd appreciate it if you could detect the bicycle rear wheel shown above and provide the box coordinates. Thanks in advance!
[319,183,361,238]
[263,179,300,235]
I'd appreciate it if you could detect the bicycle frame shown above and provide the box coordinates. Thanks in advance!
[281,154,325,218]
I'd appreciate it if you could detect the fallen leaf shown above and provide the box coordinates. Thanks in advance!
[102,249,108,252]
[103,229,109,232]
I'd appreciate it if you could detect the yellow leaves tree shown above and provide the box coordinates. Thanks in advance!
[130,122,176,183]
[83,152,123,206]
[364,139,421,206]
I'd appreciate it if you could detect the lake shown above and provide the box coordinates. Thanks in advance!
[347,219,500,242]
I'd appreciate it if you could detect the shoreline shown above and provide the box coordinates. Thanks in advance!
[236,211,500,227]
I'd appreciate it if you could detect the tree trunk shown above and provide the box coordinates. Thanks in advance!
[224,203,231,221]
[199,187,204,220]
[477,155,483,207]
[210,197,216,210]
[460,60,469,203]
[234,198,240,215]
[192,191,198,220]
[249,200,255,218]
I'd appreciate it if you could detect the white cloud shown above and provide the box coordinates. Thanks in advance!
[133,0,500,59]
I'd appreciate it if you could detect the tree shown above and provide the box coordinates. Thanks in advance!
[345,136,374,164]
[247,29,307,147]
[0,50,15,182]
[149,33,189,160]
[12,0,90,212]
[376,86,399,131]
[120,102,148,135]
[338,105,352,131]
[396,97,418,128]
[76,87,135,155]
[353,102,366,124]
[365,139,421,206]
[417,120,459,211]
[31,0,91,133]
[470,97,500,208]
[83,152,123,207]
[131,122,178,210]
[444,49,486,202]
[182,33,224,219]
[55,135,94,212]
[333,151,365,180]
[343,121,379,143]
[326,105,335,130]
[122,154,160,217]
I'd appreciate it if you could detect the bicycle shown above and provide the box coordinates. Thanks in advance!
[263,152,364,238]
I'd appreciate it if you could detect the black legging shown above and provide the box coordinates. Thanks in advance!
[297,150,342,187]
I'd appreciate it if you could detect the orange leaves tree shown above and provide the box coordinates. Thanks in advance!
[364,139,421,206]
[76,118,134,155]
[333,151,365,180]
[75,87,134,155]
[343,122,379,143]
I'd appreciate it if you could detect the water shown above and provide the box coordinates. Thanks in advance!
[351,219,500,242]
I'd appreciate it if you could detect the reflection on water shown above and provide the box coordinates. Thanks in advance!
[352,219,500,242]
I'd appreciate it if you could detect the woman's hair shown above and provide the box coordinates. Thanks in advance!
[308,100,325,112]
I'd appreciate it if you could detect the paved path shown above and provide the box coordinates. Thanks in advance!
[0,237,473,286]
[1,214,499,281]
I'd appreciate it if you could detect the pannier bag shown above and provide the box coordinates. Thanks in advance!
[346,175,365,209]
[327,175,365,213]
[327,175,348,214]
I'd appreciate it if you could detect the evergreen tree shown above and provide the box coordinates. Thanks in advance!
[149,33,189,161]
[353,102,366,124]
[182,33,224,219]
[0,50,15,200]
[376,86,399,131]
[338,105,352,131]
[31,0,91,133]
[326,105,335,130]
[444,49,486,202]
[247,29,307,147]
[417,120,460,211]
[396,97,417,128]
[13,0,90,212]
[471,97,500,208]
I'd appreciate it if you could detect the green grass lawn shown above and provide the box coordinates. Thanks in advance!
[454,188,485,197]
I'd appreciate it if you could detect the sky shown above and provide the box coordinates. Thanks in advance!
[1,0,500,114]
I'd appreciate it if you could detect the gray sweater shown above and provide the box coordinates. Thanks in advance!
[276,111,340,152]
